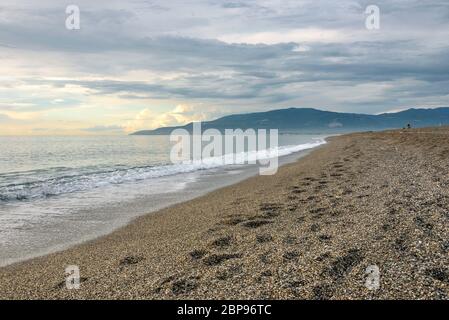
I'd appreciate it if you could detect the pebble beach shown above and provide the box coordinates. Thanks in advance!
[0,127,448,299]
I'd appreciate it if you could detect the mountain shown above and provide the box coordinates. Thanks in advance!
[131,107,449,135]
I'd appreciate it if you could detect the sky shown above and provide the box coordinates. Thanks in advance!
[0,0,448,135]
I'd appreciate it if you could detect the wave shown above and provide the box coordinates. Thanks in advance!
[0,139,326,203]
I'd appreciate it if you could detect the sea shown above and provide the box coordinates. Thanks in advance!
[0,134,327,266]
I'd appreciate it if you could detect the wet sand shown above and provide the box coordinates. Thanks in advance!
[0,127,448,299]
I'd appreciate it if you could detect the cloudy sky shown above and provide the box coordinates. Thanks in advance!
[0,0,448,135]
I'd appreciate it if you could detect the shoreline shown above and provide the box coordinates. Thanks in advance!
[0,137,326,268]
[1,128,448,299]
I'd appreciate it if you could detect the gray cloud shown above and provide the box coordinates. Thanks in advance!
[1,0,449,118]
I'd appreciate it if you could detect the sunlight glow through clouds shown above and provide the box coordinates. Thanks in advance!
[124,104,210,133]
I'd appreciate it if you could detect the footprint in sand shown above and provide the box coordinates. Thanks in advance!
[259,203,283,218]
[425,268,449,284]
[256,234,273,243]
[189,249,208,260]
[318,234,332,242]
[171,276,200,295]
[211,236,233,248]
[119,255,144,267]
[203,253,242,266]
[242,220,273,229]
[327,249,364,280]
[312,284,334,300]
[216,264,243,281]
[283,251,300,261]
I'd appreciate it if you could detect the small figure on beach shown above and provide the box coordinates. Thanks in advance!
[407,123,411,129]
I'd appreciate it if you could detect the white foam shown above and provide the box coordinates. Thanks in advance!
[0,139,326,202]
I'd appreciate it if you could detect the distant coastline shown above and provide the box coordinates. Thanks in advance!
[131,107,449,135]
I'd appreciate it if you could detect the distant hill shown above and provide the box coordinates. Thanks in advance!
[131,107,449,135]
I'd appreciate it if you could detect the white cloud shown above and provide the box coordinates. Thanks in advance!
[219,28,347,45]
[124,104,212,133]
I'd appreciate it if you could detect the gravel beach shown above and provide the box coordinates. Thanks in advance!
[0,127,448,299]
